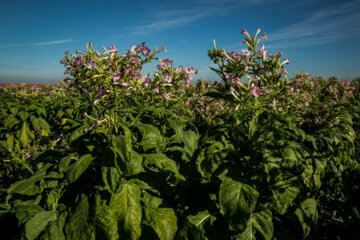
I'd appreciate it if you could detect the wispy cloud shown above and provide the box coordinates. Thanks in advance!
[266,0,360,49]
[113,0,271,37]
[0,39,74,48]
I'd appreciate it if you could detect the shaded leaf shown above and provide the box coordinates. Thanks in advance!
[143,208,178,240]
[25,210,57,240]
[239,209,273,240]
[66,154,95,184]
[219,177,259,225]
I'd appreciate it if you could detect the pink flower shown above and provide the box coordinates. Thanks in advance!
[186,66,193,74]
[131,45,141,54]
[113,75,121,82]
[109,45,116,50]
[278,107,283,112]
[125,66,134,74]
[142,46,150,56]
[242,49,251,56]
[250,86,260,98]
[226,73,233,79]
[187,74,193,80]
[25,152,31,158]
[258,45,267,58]
[228,86,235,95]
[232,77,240,84]
[241,29,248,35]
[281,69,288,75]
[282,58,290,65]
[154,86,160,94]
[256,28,261,36]
[243,65,249,72]
[165,75,172,83]
[164,93,170,100]
[305,102,309,106]
[122,82,131,88]
[162,58,171,66]
[185,80,191,87]
[64,51,69,55]
[185,101,190,106]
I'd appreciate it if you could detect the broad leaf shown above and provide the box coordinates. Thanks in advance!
[239,209,273,240]
[66,154,95,183]
[111,182,142,240]
[20,122,34,147]
[294,198,317,239]
[143,208,178,240]
[143,153,185,180]
[25,210,57,240]
[219,177,259,226]
[65,194,95,240]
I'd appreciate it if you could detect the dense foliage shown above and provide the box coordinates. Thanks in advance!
[0,29,359,239]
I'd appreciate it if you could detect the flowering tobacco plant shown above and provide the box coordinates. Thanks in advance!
[208,29,290,103]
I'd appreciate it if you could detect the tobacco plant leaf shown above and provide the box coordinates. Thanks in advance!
[238,209,273,240]
[4,116,20,129]
[25,210,57,240]
[110,181,142,240]
[7,164,52,196]
[187,210,212,228]
[65,194,95,240]
[143,153,185,180]
[294,198,317,239]
[219,177,259,226]
[66,154,95,183]
[40,211,68,240]
[137,123,165,151]
[30,116,51,136]
[94,194,119,240]
[20,122,34,147]
[15,204,45,225]
[143,207,178,240]
[69,124,89,143]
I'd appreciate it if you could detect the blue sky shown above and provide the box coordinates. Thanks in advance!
[0,0,359,83]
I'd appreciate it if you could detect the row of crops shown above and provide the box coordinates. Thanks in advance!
[0,30,359,239]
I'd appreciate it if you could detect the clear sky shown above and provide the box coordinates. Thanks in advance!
[0,0,359,84]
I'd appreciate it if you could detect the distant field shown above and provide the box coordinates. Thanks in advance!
[0,84,58,87]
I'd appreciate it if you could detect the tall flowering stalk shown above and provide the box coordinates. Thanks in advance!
[208,29,290,103]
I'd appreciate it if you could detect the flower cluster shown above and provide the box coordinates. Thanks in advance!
[208,29,290,101]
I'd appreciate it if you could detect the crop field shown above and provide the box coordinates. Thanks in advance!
[0,30,359,239]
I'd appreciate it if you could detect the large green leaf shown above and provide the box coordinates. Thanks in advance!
[4,116,20,129]
[15,204,45,225]
[168,119,185,143]
[69,124,89,143]
[269,172,300,214]
[25,210,57,240]
[101,147,122,192]
[7,164,52,196]
[30,116,51,136]
[20,122,34,147]
[143,153,185,180]
[65,194,95,240]
[39,211,68,240]
[137,123,165,151]
[143,208,178,240]
[294,198,317,239]
[94,194,119,240]
[239,209,273,240]
[111,182,142,240]
[66,154,95,183]
[219,177,259,226]
[187,210,212,228]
